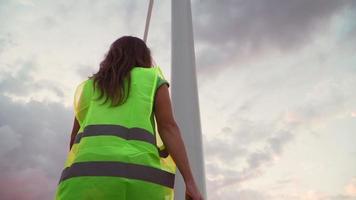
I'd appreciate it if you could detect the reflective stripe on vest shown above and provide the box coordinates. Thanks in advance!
[74,124,169,158]
[58,160,175,188]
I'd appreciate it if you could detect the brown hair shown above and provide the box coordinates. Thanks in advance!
[88,35,152,107]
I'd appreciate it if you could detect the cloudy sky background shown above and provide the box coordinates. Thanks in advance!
[0,0,356,199]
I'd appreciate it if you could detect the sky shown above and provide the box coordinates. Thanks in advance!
[0,0,356,199]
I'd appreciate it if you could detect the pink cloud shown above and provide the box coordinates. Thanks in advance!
[0,167,56,200]
[345,178,356,197]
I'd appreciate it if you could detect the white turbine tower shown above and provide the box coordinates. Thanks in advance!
[171,0,207,199]
[143,0,206,199]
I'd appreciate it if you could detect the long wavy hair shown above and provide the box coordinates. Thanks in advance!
[88,35,153,107]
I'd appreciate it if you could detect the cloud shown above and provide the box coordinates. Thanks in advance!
[0,33,17,56]
[0,125,22,157]
[345,178,356,197]
[201,38,356,198]
[204,114,295,199]
[222,188,267,200]
[194,0,349,47]
[192,0,356,75]
[0,64,73,199]
[0,58,65,100]
[0,167,54,200]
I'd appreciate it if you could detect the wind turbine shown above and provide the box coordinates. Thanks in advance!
[143,0,207,199]
[171,0,207,199]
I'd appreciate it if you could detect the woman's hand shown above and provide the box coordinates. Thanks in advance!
[185,180,204,200]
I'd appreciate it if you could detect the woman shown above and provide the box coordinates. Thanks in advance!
[55,36,204,200]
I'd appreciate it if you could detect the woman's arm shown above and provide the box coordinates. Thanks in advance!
[154,84,196,184]
[69,116,80,151]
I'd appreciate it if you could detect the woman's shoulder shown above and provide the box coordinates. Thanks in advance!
[74,78,94,95]
[156,75,170,89]
[154,66,169,88]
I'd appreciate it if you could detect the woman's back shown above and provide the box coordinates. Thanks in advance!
[55,35,203,200]
[55,66,176,200]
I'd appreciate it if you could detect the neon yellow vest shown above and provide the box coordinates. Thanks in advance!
[55,66,176,200]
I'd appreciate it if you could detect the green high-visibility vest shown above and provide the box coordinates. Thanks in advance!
[55,66,177,200]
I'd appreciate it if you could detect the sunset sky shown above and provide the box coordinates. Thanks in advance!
[0,0,355,199]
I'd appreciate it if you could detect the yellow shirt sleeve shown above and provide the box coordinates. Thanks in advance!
[73,79,92,126]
